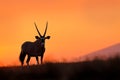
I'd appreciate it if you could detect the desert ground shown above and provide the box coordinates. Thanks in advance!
[0,56,120,80]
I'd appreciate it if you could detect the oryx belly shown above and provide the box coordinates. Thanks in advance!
[29,52,41,56]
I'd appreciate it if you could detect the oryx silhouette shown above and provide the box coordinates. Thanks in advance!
[19,22,50,66]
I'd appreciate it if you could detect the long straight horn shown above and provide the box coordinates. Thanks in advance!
[43,22,48,37]
[34,22,42,37]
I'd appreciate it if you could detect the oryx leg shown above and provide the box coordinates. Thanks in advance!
[41,55,43,64]
[26,55,31,65]
[36,56,39,64]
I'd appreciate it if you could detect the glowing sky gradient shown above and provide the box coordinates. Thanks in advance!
[0,0,120,66]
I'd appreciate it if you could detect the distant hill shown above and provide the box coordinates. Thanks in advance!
[80,43,120,61]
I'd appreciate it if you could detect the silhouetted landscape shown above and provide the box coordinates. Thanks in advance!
[0,55,120,80]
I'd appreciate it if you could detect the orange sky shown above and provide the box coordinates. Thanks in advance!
[0,0,120,66]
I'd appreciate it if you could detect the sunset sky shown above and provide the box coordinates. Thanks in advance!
[0,0,120,66]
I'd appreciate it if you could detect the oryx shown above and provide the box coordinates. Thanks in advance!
[19,22,50,66]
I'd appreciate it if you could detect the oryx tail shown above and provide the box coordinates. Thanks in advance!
[19,51,26,66]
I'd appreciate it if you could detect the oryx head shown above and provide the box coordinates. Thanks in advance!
[34,22,50,47]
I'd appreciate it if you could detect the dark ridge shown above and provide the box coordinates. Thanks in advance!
[0,56,120,80]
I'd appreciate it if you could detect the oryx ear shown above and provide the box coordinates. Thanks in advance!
[35,36,40,39]
[45,36,50,39]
